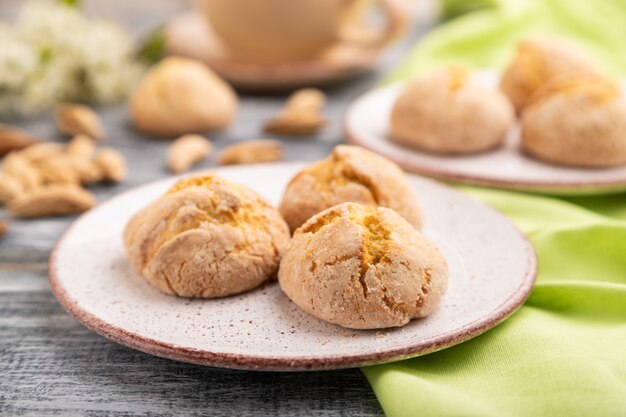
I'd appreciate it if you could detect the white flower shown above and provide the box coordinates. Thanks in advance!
[0,1,144,116]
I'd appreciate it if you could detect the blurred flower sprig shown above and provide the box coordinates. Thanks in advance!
[0,0,144,117]
[138,27,166,65]
[441,0,499,21]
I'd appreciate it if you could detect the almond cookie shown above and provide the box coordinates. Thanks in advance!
[279,145,421,232]
[500,37,598,113]
[521,74,626,168]
[278,203,448,329]
[390,66,514,154]
[124,174,290,298]
[130,57,238,137]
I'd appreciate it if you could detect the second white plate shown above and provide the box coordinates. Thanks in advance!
[344,73,626,195]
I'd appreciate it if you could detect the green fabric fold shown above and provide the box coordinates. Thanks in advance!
[385,0,626,82]
[362,1,626,415]
[364,190,626,417]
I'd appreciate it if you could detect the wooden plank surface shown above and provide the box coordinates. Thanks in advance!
[0,1,434,415]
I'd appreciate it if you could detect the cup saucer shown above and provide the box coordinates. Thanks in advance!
[164,12,383,91]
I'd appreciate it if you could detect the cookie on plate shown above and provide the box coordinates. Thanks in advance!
[124,174,290,298]
[521,73,626,168]
[500,37,598,113]
[390,66,514,154]
[279,145,422,232]
[278,202,448,329]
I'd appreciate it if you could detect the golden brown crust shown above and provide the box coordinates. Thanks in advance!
[521,74,626,168]
[278,203,448,329]
[279,145,422,232]
[124,174,290,298]
[390,67,514,154]
[500,37,598,113]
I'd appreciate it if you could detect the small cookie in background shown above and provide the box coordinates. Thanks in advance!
[279,145,422,232]
[390,66,514,155]
[521,73,626,168]
[278,202,448,330]
[500,37,598,113]
[124,174,290,298]
[130,57,238,137]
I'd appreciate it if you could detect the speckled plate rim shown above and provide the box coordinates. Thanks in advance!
[344,82,626,196]
[49,163,537,371]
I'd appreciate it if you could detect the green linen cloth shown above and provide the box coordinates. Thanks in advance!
[386,0,626,81]
[362,1,626,416]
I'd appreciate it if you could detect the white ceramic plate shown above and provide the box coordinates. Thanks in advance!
[49,163,536,371]
[344,72,626,195]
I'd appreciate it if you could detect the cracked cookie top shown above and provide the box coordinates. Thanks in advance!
[279,145,422,232]
[123,174,290,298]
[278,202,448,330]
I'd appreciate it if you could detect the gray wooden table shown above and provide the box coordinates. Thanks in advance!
[0,2,434,415]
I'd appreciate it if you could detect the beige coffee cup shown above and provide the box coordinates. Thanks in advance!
[200,0,407,63]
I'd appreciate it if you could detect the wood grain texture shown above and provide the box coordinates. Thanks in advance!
[0,1,433,415]
[1,269,383,417]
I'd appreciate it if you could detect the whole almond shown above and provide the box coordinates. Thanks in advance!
[42,155,102,185]
[2,153,41,190]
[264,88,327,136]
[55,104,104,140]
[0,175,23,204]
[20,142,66,163]
[0,125,39,156]
[166,134,213,174]
[65,156,103,185]
[264,110,326,136]
[36,158,80,185]
[285,88,326,112]
[94,148,127,183]
[7,184,96,218]
[67,134,96,157]
[217,140,283,166]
